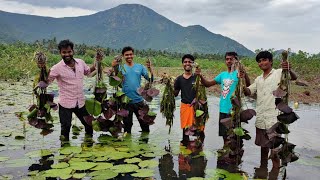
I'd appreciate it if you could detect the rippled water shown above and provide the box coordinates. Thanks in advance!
[0,80,319,179]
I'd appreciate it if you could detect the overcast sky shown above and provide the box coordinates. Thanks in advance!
[0,0,319,54]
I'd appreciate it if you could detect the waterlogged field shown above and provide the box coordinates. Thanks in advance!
[0,79,320,180]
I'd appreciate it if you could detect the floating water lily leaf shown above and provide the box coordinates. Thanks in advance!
[91,162,113,170]
[5,158,34,167]
[187,177,205,180]
[72,173,87,179]
[51,162,69,169]
[131,171,154,178]
[60,146,82,155]
[195,110,204,118]
[54,155,67,160]
[28,170,39,176]
[0,175,13,179]
[90,169,118,179]
[138,160,159,168]
[142,152,156,158]
[75,152,93,158]
[25,149,52,158]
[116,147,130,152]
[125,157,142,164]
[43,168,73,178]
[205,168,246,179]
[0,156,9,162]
[111,164,139,173]
[94,156,109,162]
[85,99,102,116]
[107,152,133,160]
[69,161,97,171]
[233,127,245,136]
[0,130,12,137]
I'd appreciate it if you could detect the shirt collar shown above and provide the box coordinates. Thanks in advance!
[61,58,79,66]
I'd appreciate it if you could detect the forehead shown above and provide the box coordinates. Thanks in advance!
[60,46,73,52]
[258,58,270,61]
[123,50,133,55]
[225,55,235,59]
[183,58,193,62]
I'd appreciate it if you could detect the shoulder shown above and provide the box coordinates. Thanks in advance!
[75,58,86,64]
[51,60,63,70]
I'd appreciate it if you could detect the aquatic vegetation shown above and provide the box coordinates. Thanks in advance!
[27,52,57,135]
[272,50,300,167]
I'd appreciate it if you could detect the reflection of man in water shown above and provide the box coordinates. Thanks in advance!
[159,139,207,179]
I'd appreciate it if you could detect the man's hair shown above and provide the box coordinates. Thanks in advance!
[225,52,238,60]
[181,54,195,63]
[122,46,134,55]
[256,51,273,62]
[58,39,74,51]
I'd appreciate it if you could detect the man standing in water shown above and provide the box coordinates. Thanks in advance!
[195,52,250,145]
[111,46,154,133]
[244,51,297,173]
[39,39,101,142]
[174,54,205,144]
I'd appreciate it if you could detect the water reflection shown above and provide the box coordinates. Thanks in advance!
[159,138,207,179]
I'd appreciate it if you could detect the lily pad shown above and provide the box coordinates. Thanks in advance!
[124,157,142,164]
[91,162,113,170]
[25,149,53,158]
[138,160,159,168]
[111,164,139,173]
[141,152,156,158]
[69,161,97,171]
[85,98,102,116]
[89,169,118,179]
[43,168,73,178]
[72,173,87,179]
[60,146,82,155]
[131,171,154,178]
[5,158,34,167]
[0,156,10,162]
[51,162,69,169]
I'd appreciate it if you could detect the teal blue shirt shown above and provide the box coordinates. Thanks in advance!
[120,63,149,104]
[214,71,239,114]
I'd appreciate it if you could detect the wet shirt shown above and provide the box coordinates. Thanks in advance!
[214,71,239,114]
[48,58,91,109]
[174,74,196,104]
[248,68,282,129]
[120,63,149,104]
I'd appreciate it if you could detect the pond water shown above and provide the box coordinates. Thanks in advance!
[0,80,319,180]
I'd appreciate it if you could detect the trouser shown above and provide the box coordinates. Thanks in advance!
[59,104,93,140]
[123,101,150,133]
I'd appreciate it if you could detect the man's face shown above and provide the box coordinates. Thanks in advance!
[257,58,272,71]
[225,55,236,68]
[123,50,134,63]
[60,46,74,63]
[182,58,194,72]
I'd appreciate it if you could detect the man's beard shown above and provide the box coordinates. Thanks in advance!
[63,56,74,64]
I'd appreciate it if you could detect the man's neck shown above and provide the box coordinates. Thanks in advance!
[263,68,272,77]
[183,71,192,78]
[126,62,134,67]
[65,59,75,67]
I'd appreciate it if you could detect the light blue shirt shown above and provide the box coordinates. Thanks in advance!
[214,71,239,114]
[120,63,149,103]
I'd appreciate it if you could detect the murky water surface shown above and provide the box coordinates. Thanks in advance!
[0,80,319,179]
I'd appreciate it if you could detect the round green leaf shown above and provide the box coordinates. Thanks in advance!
[91,162,113,170]
[85,98,102,116]
[60,146,82,155]
[25,149,53,158]
[124,157,142,164]
[51,162,69,169]
[90,169,118,179]
[69,161,97,170]
[73,173,87,179]
[138,160,159,168]
[111,164,139,173]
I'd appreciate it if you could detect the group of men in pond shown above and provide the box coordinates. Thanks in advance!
[39,39,297,175]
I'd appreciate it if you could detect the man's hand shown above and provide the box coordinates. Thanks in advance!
[112,55,122,67]
[281,61,291,70]
[194,66,201,76]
